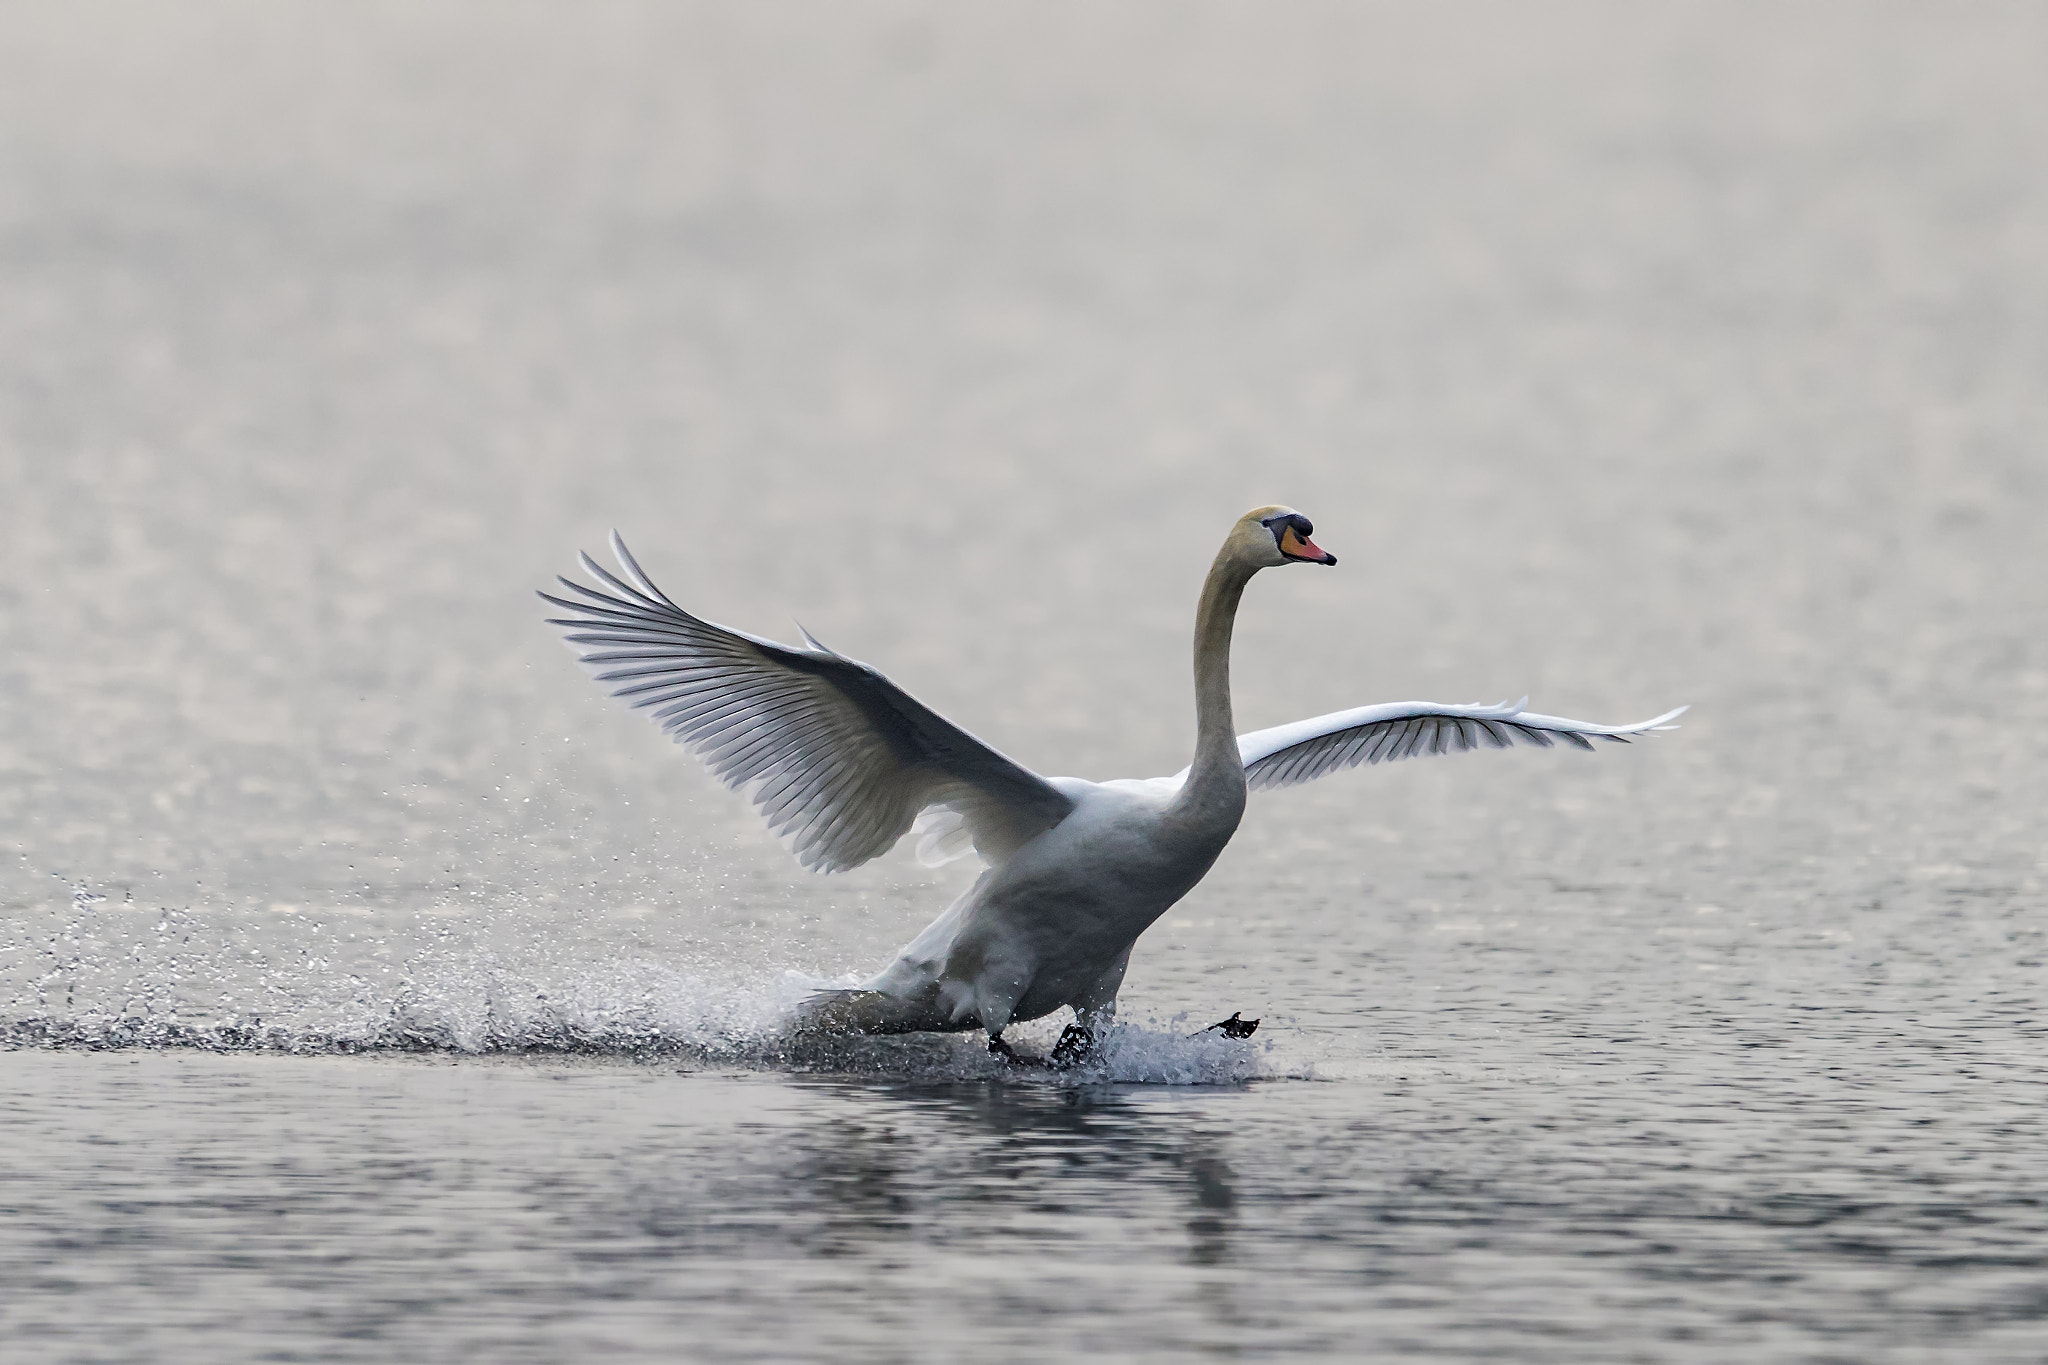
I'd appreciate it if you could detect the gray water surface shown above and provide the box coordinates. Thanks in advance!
[3,3,2046,1361]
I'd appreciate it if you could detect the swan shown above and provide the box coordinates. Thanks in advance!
[540,507,1683,1064]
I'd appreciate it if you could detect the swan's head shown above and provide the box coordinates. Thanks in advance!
[1236,505,1337,569]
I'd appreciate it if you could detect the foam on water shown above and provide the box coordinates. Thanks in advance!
[0,886,1283,1085]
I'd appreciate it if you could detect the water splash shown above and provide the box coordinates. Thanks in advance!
[1,889,1283,1084]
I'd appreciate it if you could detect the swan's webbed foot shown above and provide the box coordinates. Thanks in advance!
[1049,1023,1100,1069]
[1196,1011,1260,1040]
[988,1034,1045,1068]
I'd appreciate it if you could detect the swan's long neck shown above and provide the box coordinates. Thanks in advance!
[1169,545,1254,833]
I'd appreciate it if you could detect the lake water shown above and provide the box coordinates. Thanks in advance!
[3,3,2046,1360]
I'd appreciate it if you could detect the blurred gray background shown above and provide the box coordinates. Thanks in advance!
[5,2,2040,930]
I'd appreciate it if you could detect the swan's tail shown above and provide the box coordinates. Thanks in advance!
[789,988,965,1037]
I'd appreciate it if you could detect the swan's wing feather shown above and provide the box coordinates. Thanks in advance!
[1239,698,1686,792]
[541,532,1074,872]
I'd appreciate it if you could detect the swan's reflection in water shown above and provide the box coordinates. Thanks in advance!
[14,1051,2048,1361]
[786,1079,1242,1269]
[570,1076,1252,1334]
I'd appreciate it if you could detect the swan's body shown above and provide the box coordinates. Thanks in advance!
[853,773,1225,1035]
[541,508,1682,1053]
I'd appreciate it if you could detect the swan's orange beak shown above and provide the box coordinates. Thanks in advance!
[1280,525,1337,565]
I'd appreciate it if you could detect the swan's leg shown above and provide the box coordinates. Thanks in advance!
[987,1031,1050,1068]
[1051,950,1130,1068]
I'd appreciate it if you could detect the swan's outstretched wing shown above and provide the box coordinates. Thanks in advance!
[1237,698,1686,792]
[539,533,1075,872]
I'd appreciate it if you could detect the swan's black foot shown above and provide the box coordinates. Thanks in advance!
[1196,1011,1260,1040]
[1049,1023,1099,1069]
[988,1034,1046,1067]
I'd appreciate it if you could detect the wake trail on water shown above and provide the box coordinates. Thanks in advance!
[1,890,1284,1085]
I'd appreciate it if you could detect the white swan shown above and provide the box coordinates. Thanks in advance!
[541,507,1683,1063]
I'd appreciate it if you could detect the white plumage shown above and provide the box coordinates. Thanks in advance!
[1234,697,1687,792]
[542,510,1683,1059]
[540,533,1073,873]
